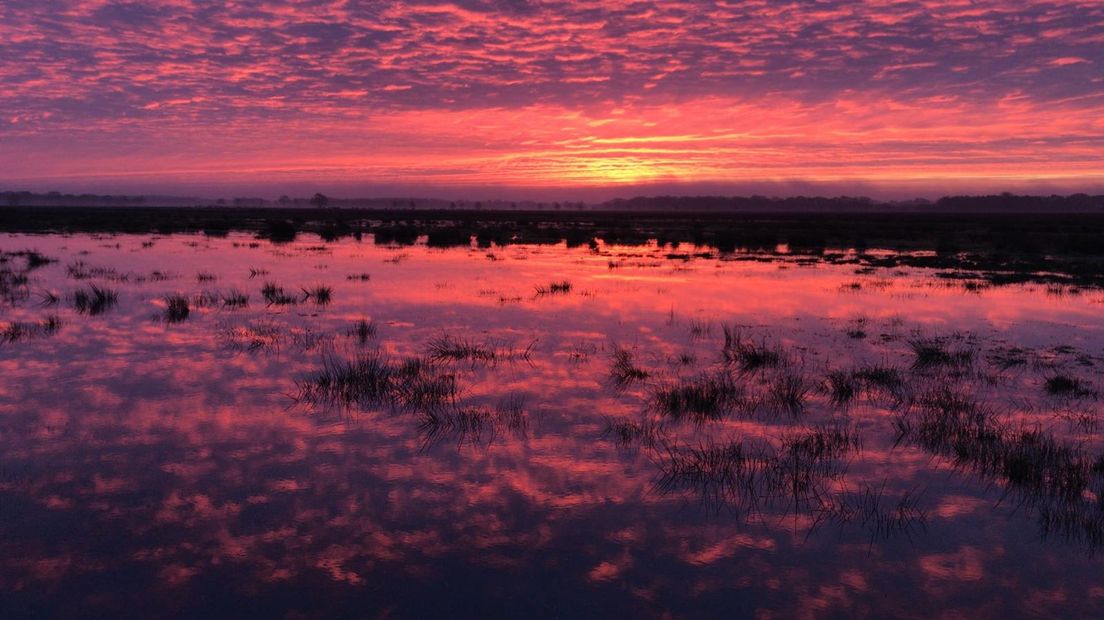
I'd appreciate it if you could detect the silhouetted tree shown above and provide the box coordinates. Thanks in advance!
[310,193,329,208]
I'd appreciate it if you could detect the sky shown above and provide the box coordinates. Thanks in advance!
[1,0,1103,200]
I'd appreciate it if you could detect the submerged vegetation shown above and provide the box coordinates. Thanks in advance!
[722,326,784,373]
[3,224,1104,572]
[163,293,190,322]
[1,315,61,344]
[426,333,535,367]
[71,284,118,315]
[609,346,650,387]
[907,337,975,370]
[302,284,333,305]
[652,372,744,421]
[534,280,572,296]
[350,318,377,344]
[261,281,298,306]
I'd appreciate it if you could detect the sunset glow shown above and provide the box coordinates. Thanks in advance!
[2,1,1103,197]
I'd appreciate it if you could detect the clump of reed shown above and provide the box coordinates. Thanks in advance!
[658,440,756,495]
[163,293,190,323]
[220,290,249,309]
[418,406,493,447]
[11,250,55,269]
[192,290,221,309]
[656,426,864,513]
[1044,374,1096,399]
[819,482,927,543]
[609,346,649,388]
[722,326,784,373]
[427,334,497,365]
[288,328,335,352]
[534,280,572,296]
[418,394,528,448]
[825,370,858,406]
[824,363,905,407]
[907,337,974,370]
[302,284,333,305]
[295,351,462,414]
[391,358,460,412]
[494,394,529,433]
[602,416,665,448]
[194,290,250,310]
[652,372,744,421]
[261,281,298,306]
[687,319,712,339]
[346,273,371,281]
[780,424,863,463]
[349,318,377,344]
[196,271,218,282]
[767,371,811,415]
[71,284,118,315]
[66,260,124,281]
[0,267,30,304]
[426,333,534,367]
[294,353,396,409]
[0,315,61,344]
[218,321,283,353]
[894,387,1093,505]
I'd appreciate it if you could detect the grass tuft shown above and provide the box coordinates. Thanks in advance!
[71,285,119,315]
[163,293,190,323]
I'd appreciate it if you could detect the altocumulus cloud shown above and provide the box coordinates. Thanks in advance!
[1,0,1102,196]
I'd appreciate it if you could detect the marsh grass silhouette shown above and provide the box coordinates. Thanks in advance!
[350,318,377,344]
[894,387,1097,507]
[426,333,535,367]
[825,370,859,406]
[534,280,572,296]
[1044,374,1096,399]
[0,315,61,344]
[814,482,928,545]
[219,321,283,354]
[220,290,249,309]
[261,281,298,306]
[652,372,744,421]
[66,260,134,282]
[418,395,528,449]
[294,353,396,410]
[722,326,784,373]
[908,337,975,370]
[294,351,463,414]
[656,426,861,517]
[302,284,333,305]
[609,346,649,388]
[825,363,906,407]
[71,284,118,315]
[603,416,666,448]
[767,371,812,416]
[163,293,190,323]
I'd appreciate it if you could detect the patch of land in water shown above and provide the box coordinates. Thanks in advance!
[4,206,1104,287]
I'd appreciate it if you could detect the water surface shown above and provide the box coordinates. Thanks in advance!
[2,233,1103,618]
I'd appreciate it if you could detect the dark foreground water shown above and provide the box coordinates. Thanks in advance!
[1,233,1103,618]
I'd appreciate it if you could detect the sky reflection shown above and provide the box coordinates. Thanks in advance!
[1,233,1103,617]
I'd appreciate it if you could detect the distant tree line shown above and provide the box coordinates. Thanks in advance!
[599,193,1104,213]
[3,190,1102,213]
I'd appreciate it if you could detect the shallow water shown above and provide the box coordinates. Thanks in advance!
[1,232,1103,618]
